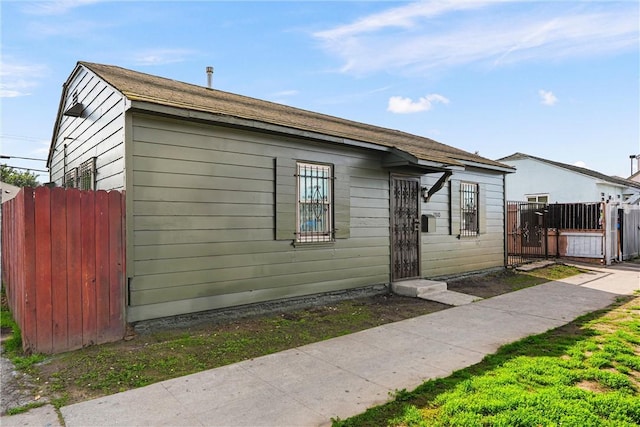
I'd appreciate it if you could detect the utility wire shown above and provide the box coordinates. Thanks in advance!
[1,164,48,173]
[0,154,47,162]
[0,134,47,142]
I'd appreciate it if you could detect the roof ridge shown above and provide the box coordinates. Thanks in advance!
[78,61,511,170]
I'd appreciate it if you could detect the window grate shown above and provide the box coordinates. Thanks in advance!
[78,157,96,190]
[64,158,96,190]
[460,182,479,236]
[64,168,78,188]
[296,162,333,243]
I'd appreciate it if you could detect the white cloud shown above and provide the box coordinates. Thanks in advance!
[28,19,114,38]
[0,60,48,98]
[314,0,497,40]
[538,89,558,106]
[313,1,639,76]
[574,161,587,168]
[132,49,196,66]
[21,0,104,15]
[387,94,449,114]
[0,90,23,98]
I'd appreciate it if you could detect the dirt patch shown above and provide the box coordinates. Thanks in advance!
[35,293,451,407]
[447,269,548,298]
[575,380,610,393]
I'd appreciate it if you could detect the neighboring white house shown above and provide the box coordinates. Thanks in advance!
[0,181,19,204]
[499,153,640,204]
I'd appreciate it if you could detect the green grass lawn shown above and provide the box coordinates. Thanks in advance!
[334,295,640,427]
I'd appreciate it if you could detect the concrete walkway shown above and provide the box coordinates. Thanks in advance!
[3,263,638,427]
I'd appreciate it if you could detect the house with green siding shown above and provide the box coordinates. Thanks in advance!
[47,62,513,323]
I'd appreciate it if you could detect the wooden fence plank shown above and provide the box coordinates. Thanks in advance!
[9,195,19,337]
[22,188,37,353]
[66,189,83,350]
[4,195,20,333]
[35,187,53,353]
[95,191,110,343]
[1,199,8,286]
[2,199,15,322]
[51,187,69,353]
[81,191,97,346]
[108,190,125,340]
[14,194,23,336]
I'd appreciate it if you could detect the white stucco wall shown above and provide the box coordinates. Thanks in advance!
[503,158,632,203]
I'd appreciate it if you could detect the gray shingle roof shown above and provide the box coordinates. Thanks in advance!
[499,152,640,190]
[79,61,511,171]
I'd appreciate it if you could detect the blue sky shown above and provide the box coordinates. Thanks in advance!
[1,0,639,182]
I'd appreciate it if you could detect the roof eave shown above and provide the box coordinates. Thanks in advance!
[47,63,87,168]
[128,100,470,172]
[457,159,515,173]
[382,147,462,172]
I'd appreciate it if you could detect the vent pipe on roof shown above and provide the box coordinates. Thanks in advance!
[206,66,214,89]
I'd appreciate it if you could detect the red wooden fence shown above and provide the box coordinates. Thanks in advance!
[1,187,125,354]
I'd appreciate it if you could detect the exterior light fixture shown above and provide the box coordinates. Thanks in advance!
[421,186,428,202]
[63,103,84,117]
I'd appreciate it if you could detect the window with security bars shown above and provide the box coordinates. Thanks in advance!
[78,157,96,190]
[63,158,96,190]
[460,182,479,236]
[296,162,333,242]
[64,168,78,188]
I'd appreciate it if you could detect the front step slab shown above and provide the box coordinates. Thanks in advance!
[391,279,481,306]
[418,290,481,306]
[391,279,447,298]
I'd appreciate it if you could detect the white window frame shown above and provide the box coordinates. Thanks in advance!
[526,194,549,204]
[296,162,333,243]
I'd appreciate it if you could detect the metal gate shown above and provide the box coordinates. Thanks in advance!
[391,176,421,280]
[507,201,548,265]
[507,200,611,265]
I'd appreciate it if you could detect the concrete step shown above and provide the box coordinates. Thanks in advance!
[417,290,481,306]
[391,279,447,298]
[391,279,481,306]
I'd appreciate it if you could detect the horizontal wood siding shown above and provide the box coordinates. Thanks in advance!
[420,169,505,277]
[49,66,126,190]
[129,114,390,321]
